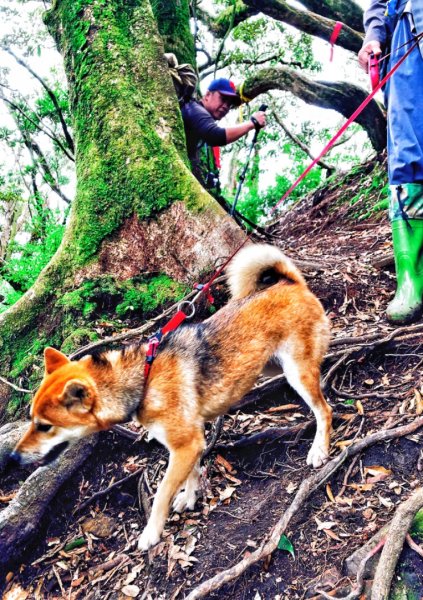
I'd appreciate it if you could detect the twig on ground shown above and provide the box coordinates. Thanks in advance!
[76,466,145,513]
[336,455,360,499]
[0,376,31,393]
[138,471,152,521]
[203,416,224,458]
[322,353,352,389]
[318,536,386,600]
[215,422,309,450]
[406,532,423,558]
[111,424,145,441]
[331,384,409,401]
[185,417,423,600]
[371,486,423,600]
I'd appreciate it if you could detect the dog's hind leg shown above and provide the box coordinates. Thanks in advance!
[173,459,201,513]
[138,430,205,551]
[278,346,332,468]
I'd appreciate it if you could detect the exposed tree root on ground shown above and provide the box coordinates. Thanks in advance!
[185,417,423,600]
[0,436,97,572]
[371,487,423,600]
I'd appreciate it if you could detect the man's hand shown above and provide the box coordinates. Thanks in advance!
[251,111,266,129]
[358,40,382,72]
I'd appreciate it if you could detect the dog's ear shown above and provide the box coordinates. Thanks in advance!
[60,380,93,412]
[44,347,70,375]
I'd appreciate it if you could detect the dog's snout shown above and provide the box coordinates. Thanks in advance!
[9,450,23,465]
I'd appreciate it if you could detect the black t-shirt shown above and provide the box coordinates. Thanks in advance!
[181,100,227,183]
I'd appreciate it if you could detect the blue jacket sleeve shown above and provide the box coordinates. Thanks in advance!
[183,102,227,147]
[363,0,388,46]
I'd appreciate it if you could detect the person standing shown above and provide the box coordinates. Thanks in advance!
[359,1,423,324]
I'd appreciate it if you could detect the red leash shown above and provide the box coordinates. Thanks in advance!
[143,35,421,382]
[329,22,343,62]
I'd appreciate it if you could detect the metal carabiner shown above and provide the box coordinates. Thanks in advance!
[177,300,196,319]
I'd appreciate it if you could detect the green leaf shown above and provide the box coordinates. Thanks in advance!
[410,509,423,536]
[277,534,295,558]
[64,537,86,551]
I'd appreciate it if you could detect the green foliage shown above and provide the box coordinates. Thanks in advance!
[58,274,189,320]
[410,509,423,537]
[277,534,295,558]
[0,205,65,309]
[235,160,323,225]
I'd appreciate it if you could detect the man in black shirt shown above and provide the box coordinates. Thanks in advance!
[181,78,266,187]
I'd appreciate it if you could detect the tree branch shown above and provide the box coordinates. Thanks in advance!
[242,66,386,152]
[272,108,336,173]
[5,48,75,154]
[209,0,363,54]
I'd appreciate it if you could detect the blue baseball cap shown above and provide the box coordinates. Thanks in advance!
[208,78,240,103]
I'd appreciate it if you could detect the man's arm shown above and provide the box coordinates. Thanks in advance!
[358,0,387,71]
[225,111,266,144]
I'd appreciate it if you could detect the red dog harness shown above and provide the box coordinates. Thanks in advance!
[144,284,214,383]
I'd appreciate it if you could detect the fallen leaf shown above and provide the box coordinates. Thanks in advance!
[414,388,423,415]
[315,517,337,531]
[356,400,364,415]
[71,575,85,588]
[286,482,298,494]
[216,454,235,474]
[326,484,336,503]
[323,529,341,541]
[219,487,236,502]
[364,466,392,477]
[266,404,300,413]
[378,495,394,508]
[121,584,140,597]
[3,585,29,600]
[349,483,374,492]
[335,496,354,507]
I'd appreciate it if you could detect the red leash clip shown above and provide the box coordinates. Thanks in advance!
[369,52,380,91]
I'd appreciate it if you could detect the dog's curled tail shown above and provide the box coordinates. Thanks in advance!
[226,243,306,300]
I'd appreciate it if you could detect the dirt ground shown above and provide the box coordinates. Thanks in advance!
[1,161,423,599]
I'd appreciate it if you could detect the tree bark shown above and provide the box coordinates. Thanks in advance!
[151,0,195,65]
[0,0,244,397]
[0,435,97,573]
[243,67,386,152]
[300,0,364,34]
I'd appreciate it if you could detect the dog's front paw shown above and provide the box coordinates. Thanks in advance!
[172,489,197,513]
[137,524,161,552]
[307,443,329,468]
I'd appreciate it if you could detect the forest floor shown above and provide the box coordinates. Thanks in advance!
[1,159,423,600]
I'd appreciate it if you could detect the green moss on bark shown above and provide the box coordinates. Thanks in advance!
[44,0,204,266]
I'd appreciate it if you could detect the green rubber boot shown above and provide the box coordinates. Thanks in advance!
[386,218,423,324]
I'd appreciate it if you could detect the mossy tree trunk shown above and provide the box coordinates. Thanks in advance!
[0,0,243,415]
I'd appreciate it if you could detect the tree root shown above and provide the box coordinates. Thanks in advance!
[371,486,423,600]
[185,416,423,600]
[0,435,97,573]
[0,421,31,473]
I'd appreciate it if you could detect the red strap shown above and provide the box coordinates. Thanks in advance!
[145,36,421,385]
[369,54,380,90]
[161,309,187,334]
[329,21,343,62]
[212,146,221,169]
[270,37,420,218]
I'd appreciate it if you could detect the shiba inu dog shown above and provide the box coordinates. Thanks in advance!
[12,244,332,551]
